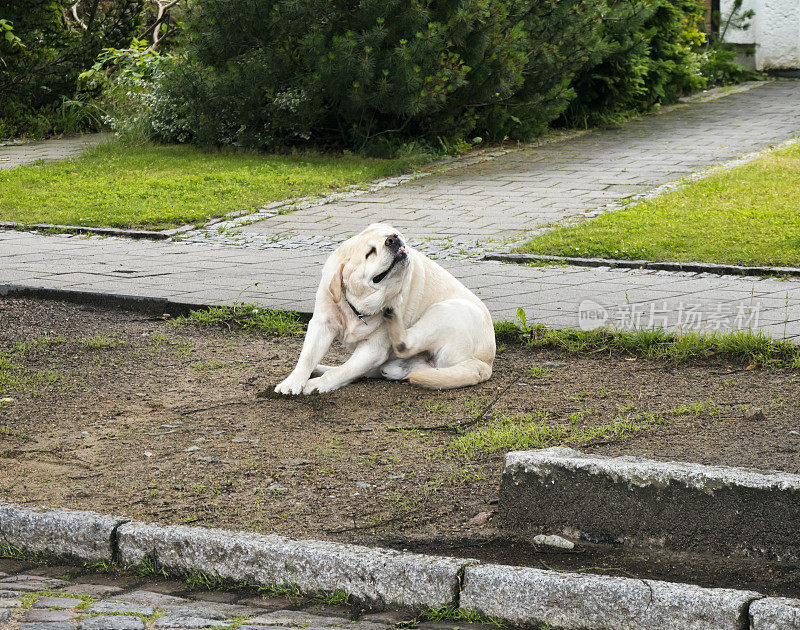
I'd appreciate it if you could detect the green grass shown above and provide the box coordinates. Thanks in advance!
[0,140,417,230]
[516,141,800,267]
[169,305,305,337]
[495,309,800,368]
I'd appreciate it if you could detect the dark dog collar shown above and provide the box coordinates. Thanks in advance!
[345,296,368,324]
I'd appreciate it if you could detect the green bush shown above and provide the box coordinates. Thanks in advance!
[143,0,601,153]
[563,0,708,127]
[0,0,144,139]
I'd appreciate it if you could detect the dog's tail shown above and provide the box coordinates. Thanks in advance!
[407,358,492,390]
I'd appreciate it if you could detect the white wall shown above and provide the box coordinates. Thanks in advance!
[720,0,800,69]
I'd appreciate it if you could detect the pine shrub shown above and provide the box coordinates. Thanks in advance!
[145,0,601,153]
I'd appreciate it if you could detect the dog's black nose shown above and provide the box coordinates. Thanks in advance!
[385,234,402,251]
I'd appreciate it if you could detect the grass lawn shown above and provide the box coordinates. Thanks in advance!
[516,141,800,267]
[0,140,417,230]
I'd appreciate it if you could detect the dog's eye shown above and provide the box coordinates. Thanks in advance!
[366,247,376,258]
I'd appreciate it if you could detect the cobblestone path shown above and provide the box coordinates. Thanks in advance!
[0,558,470,630]
[0,134,109,170]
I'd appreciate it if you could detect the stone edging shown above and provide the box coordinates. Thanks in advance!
[0,220,195,240]
[2,501,798,629]
[485,252,800,278]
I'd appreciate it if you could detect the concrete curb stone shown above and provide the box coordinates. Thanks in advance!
[500,447,800,562]
[0,502,128,562]
[750,597,800,628]
[460,563,761,630]
[116,521,468,610]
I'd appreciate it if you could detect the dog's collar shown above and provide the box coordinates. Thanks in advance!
[346,297,367,323]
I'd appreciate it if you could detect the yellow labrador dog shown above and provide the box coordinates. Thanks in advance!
[275,223,495,394]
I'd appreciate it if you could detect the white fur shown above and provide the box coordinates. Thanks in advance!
[275,223,495,394]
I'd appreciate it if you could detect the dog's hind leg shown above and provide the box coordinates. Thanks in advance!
[380,353,434,380]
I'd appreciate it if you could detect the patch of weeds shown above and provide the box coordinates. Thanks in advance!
[131,555,170,579]
[311,589,350,606]
[449,409,667,457]
[0,541,34,560]
[495,309,800,368]
[528,365,552,378]
[668,401,714,416]
[75,334,125,350]
[170,304,305,337]
[148,331,194,355]
[0,346,59,395]
[423,400,450,415]
[260,580,303,598]
[410,605,504,627]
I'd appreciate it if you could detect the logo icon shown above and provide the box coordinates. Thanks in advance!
[578,300,608,331]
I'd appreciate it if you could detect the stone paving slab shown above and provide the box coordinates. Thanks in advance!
[0,133,110,169]
[210,80,800,255]
[2,231,799,339]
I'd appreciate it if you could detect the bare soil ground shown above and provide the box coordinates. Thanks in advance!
[2,297,799,595]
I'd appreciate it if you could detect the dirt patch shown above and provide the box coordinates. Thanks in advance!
[1,297,799,594]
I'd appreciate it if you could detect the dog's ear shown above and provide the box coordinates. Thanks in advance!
[328,259,346,303]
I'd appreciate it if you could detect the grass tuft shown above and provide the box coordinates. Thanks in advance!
[495,309,800,368]
[170,305,305,337]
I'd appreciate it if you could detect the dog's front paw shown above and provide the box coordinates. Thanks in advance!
[275,374,307,395]
[302,376,339,395]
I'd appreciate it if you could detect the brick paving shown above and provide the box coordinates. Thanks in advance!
[2,230,799,339]
[0,134,109,170]
[0,558,463,630]
[1,80,800,339]
[219,80,800,254]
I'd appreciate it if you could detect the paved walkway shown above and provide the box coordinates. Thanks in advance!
[0,133,110,169]
[185,80,800,257]
[0,558,442,630]
[1,81,800,339]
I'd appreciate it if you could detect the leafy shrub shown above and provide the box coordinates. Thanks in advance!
[563,0,708,127]
[143,0,601,153]
[0,0,144,139]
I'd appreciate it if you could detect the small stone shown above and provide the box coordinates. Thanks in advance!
[543,361,567,367]
[0,609,9,622]
[267,483,288,492]
[20,623,75,630]
[744,407,766,421]
[154,617,232,628]
[159,605,226,620]
[0,589,21,598]
[354,482,372,489]
[467,511,493,526]
[144,451,154,458]
[0,575,70,591]
[115,590,186,606]
[360,610,415,625]
[24,608,76,622]
[61,584,123,597]
[87,601,154,616]
[789,431,799,436]
[81,616,145,630]
[533,534,575,550]
[34,596,83,609]
[231,437,246,443]
[186,446,201,452]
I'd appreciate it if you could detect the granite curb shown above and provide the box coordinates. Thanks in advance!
[0,501,794,629]
[500,447,800,563]
[485,253,800,278]
[0,221,195,240]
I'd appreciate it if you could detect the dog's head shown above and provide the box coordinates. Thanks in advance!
[328,223,411,316]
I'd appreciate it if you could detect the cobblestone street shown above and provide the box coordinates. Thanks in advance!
[0,558,463,630]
